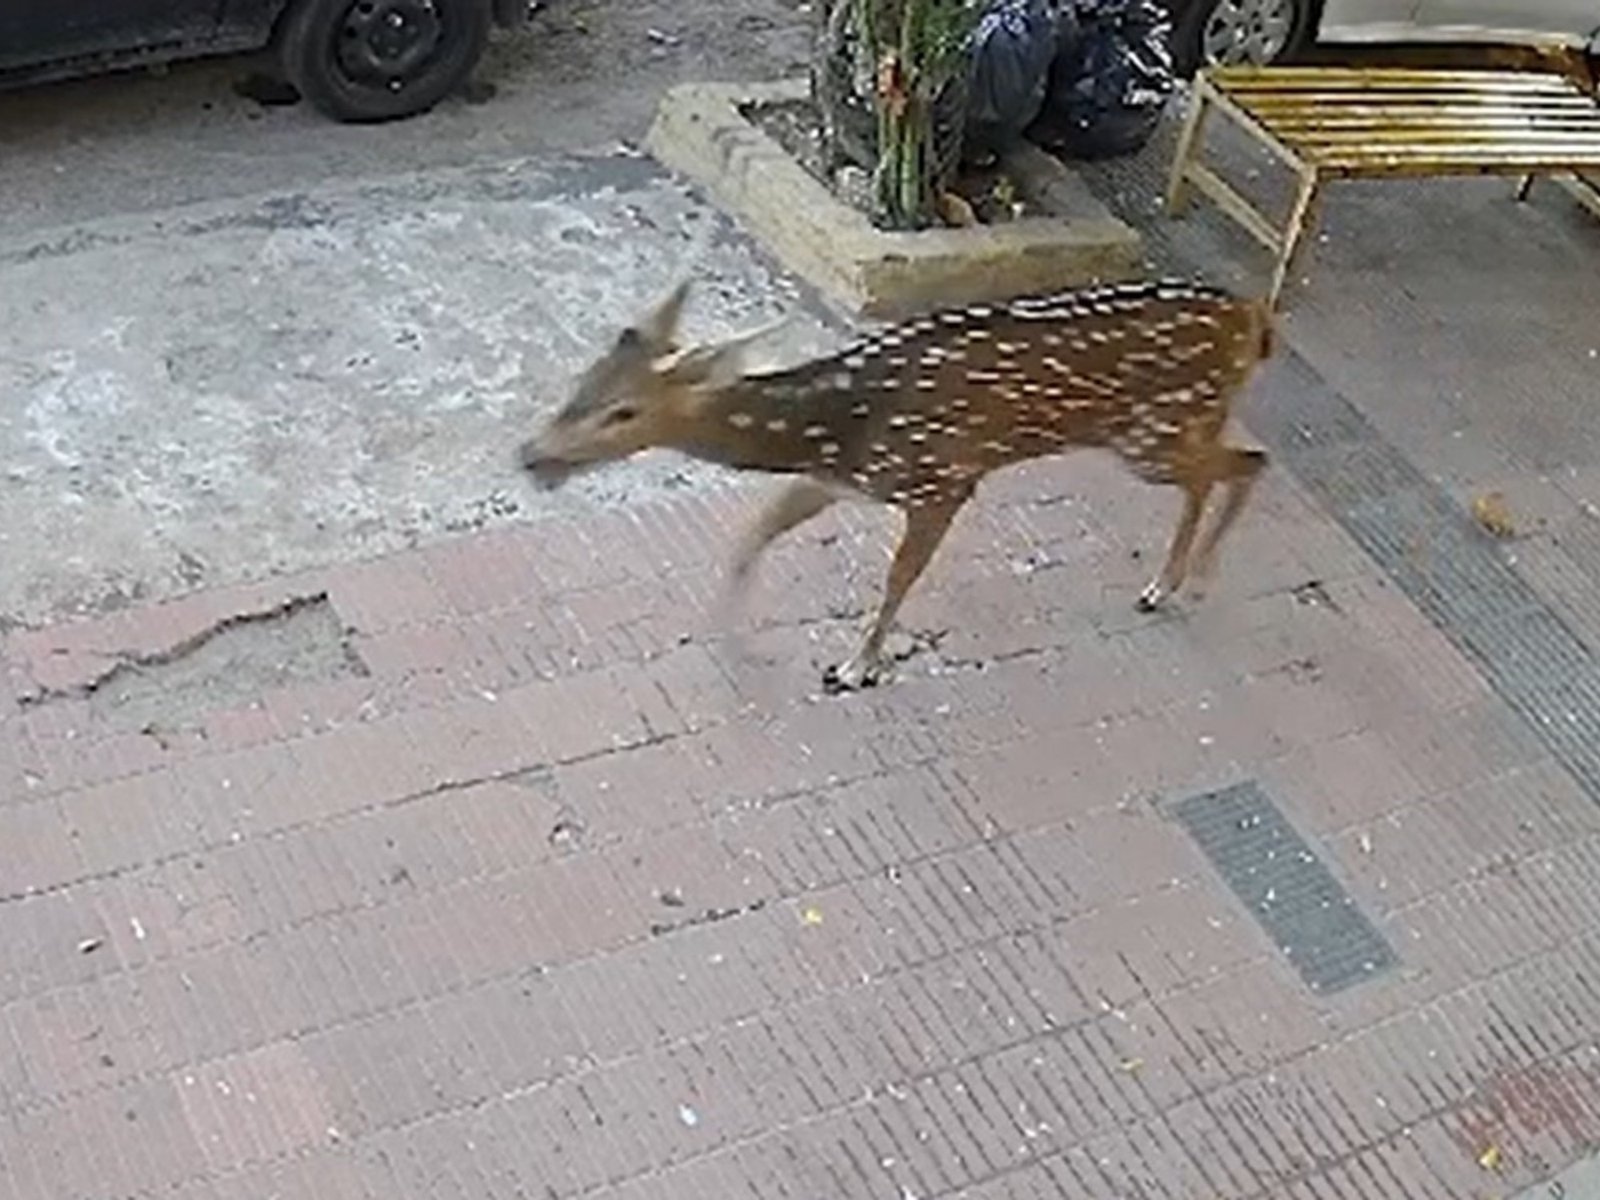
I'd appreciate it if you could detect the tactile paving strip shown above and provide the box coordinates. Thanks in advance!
[1251,349,1600,802]
[1077,113,1600,807]
[1171,780,1399,993]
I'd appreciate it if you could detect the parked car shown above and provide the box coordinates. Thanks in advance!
[1169,0,1600,76]
[0,0,534,122]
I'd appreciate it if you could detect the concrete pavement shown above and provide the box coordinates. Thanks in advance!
[5,35,1600,1200]
[0,0,826,632]
[0,0,813,241]
[5,393,1600,1197]
[0,151,842,629]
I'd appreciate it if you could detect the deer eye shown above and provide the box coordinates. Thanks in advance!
[603,406,638,427]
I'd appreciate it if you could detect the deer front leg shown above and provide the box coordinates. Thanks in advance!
[728,479,839,586]
[719,479,840,665]
[825,500,962,693]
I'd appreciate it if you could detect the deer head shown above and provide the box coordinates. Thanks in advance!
[518,282,764,489]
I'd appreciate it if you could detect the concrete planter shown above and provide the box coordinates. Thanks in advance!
[645,78,1144,318]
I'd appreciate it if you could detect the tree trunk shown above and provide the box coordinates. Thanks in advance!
[873,83,934,230]
[812,0,978,232]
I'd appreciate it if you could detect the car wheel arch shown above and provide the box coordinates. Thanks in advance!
[1171,0,1325,77]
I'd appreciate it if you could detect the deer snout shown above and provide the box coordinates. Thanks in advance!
[517,437,574,490]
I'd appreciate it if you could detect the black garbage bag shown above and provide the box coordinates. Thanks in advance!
[964,0,1076,162]
[1030,0,1176,161]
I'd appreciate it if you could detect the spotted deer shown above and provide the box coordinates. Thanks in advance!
[519,278,1273,690]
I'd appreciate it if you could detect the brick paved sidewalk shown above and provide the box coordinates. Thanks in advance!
[4,424,1600,1198]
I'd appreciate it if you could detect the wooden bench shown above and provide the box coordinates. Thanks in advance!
[1165,65,1600,309]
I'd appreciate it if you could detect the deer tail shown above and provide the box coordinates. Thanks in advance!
[1248,295,1278,362]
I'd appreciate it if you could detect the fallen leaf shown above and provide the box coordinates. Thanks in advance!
[800,905,824,927]
[1477,1144,1502,1171]
[1471,492,1516,539]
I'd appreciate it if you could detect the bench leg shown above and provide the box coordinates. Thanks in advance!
[1515,174,1536,202]
[1268,167,1322,311]
[1559,171,1600,220]
[1165,78,1212,216]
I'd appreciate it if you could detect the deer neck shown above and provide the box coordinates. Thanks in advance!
[663,368,842,475]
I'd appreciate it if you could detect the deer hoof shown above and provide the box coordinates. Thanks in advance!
[823,655,884,694]
[1135,580,1170,612]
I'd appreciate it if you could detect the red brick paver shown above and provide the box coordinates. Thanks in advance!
[3,459,1598,1200]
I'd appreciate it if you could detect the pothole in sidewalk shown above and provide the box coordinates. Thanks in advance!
[79,595,368,733]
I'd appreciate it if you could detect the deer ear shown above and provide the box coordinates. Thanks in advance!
[658,314,790,391]
[672,312,790,377]
[634,280,691,350]
[659,340,746,391]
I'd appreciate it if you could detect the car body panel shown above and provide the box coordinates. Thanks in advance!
[1323,0,1422,30]
[1321,0,1598,47]
[1320,0,1426,42]
[0,0,228,73]
[1416,0,1596,42]
[0,0,530,92]
[216,0,294,42]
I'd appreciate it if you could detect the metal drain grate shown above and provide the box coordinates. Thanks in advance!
[1172,781,1399,993]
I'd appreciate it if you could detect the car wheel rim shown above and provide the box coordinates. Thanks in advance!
[1201,0,1297,66]
[337,0,446,92]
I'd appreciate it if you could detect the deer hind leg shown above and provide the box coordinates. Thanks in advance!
[825,499,965,693]
[1186,446,1268,599]
[1137,477,1213,612]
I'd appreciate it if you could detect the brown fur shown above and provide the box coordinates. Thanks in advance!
[520,278,1274,689]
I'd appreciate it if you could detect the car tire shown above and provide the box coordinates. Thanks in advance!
[1169,0,1319,78]
[276,0,491,123]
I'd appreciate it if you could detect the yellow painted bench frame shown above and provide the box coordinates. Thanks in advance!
[1165,65,1600,309]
